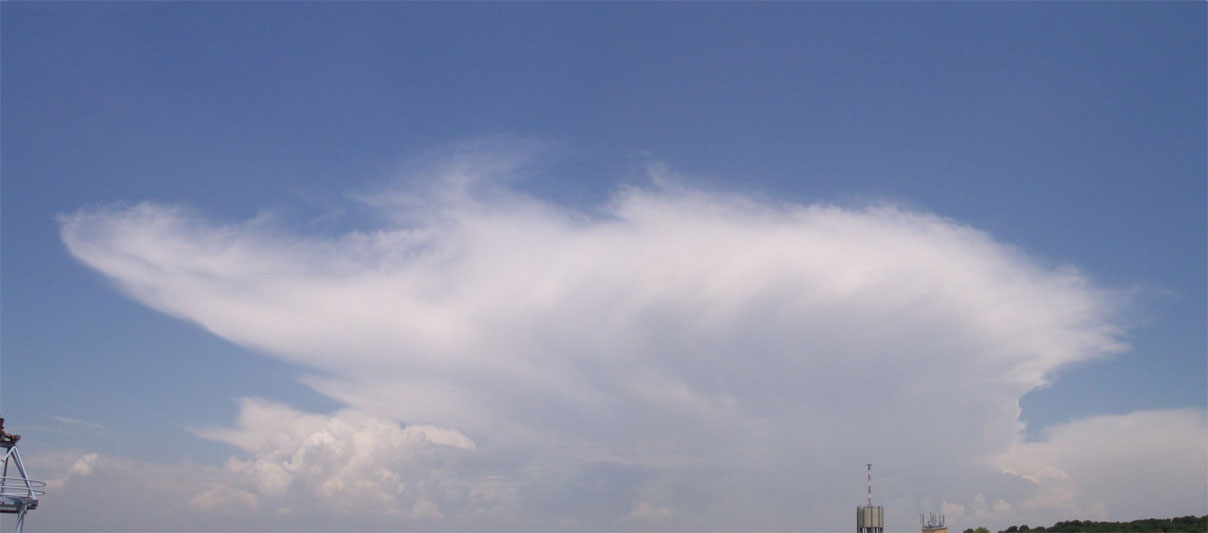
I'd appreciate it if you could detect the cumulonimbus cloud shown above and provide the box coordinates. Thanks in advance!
[57,151,1203,530]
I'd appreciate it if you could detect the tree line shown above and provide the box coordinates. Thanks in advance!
[961,515,1207,533]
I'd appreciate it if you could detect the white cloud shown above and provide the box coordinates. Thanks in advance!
[25,407,515,531]
[55,150,1203,530]
[991,409,1207,524]
[42,452,98,490]
[22,451,236,531]
[18,414,505,529]
[626,501,676,521]
[192,484,259,512]
[52,416,107,430]
[189,398,479,518]
[67,453,97,477]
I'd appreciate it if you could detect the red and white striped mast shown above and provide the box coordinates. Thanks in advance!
[866,464,872,506]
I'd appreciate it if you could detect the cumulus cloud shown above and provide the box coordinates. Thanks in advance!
[23,450,237,531]
[626,501,676,521]
[56,149,1203,530]
[42,452,98,490]
[189,398,481,519]
[991,409,1207,523]
[25,409,515,531]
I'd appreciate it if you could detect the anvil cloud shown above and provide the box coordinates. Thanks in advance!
[57,158,1203,530]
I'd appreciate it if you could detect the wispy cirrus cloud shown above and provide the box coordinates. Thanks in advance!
[55,146,1203,530]
[53,416,107,430]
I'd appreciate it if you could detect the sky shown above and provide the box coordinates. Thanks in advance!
[1,3,1205,532]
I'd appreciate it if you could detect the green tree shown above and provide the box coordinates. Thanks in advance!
[1001,515,1207,533]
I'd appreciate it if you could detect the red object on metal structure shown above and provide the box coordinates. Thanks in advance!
[866,464,872,506]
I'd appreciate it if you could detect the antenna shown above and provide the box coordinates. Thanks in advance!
[857,464,883,533]
[922,511,947,531]
[0,419,44,533]
[866,464,872,506]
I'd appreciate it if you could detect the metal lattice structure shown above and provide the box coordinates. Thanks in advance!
[0,421,43,533]
[921,512,948,533]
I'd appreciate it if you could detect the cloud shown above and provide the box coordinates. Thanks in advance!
[23,450,235,531]
[626,501,676,521]
[52,416,107,430]
[25,411,516,531]
[56,150,1202,530]
[990,409,1207,523]
[189,398,481,519]
[43,452,98,490]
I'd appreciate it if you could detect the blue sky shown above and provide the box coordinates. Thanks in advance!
[2,3,1204,531]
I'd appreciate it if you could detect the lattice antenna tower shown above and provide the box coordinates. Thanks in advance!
[922,512,948,532]
[0,419,44,533]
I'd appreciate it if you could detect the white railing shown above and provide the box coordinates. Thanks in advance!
[0,443,42,532]
[0,476,45,501]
